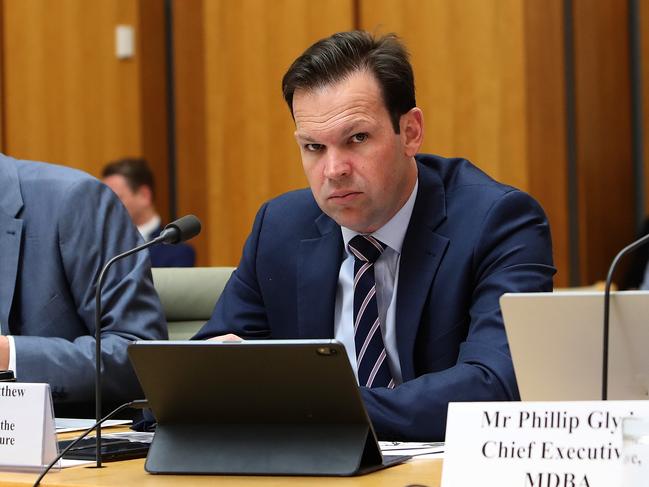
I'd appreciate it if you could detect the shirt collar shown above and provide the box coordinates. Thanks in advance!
[341,178,418,255]
[138,214,161,241]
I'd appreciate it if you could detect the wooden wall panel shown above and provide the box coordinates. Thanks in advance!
[359,0,571,285]
[173,0,209,265]
[360,0,529,189]
[2,0,139,172]
[573,0,634,284]
[175,0,354,266]
[137,0,170,222]
[1,0,168,219]
[523,0,569,286]
[1,1,638,282]
[642,0,649,218]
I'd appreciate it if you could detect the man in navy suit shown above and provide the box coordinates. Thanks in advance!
[194,31,555,440]
[102,158,195,267]
[0,155,166,417]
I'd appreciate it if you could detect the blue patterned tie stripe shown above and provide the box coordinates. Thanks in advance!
[348,235,394,388]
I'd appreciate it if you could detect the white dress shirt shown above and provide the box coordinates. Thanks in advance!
[333,180,418,385]
[7,335,16,375]
[138,214,161,242]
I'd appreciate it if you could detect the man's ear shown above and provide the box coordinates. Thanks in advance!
[136,185,154,205]
[400,107,424,157]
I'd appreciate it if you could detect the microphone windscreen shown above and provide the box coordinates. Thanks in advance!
[160,215,202,244]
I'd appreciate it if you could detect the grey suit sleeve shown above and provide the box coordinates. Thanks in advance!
[12,178,167,405]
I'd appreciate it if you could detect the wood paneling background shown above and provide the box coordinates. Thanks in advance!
[0,0,169,219]
[172,0,209,265]
[643,0,649,219]
[137,0,170,221]
[359,0,571,285]
[573,0,634,284]
[523,0,570,287]
[173,0,354,265]
[360,0,529,187]
[0,0,645,286]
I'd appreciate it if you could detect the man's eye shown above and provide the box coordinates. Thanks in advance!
[351,133,368,143]
[304,143,324,152]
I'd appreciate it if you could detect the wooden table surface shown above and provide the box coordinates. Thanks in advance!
[1,457,442,487]
[1,428,443,486]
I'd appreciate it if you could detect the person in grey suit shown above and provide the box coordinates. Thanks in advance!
[0,154,167,417]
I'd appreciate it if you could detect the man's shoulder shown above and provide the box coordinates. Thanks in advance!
[11,156,98,190]
[416,153,537,215]
[4,155,126,239]
[253,188,330,241]
[416,153,513,196]
[3,155,103,206]
[267,187,317,205]
[415,153,544,230]
[264,188,322,219]
[1,154,109,218]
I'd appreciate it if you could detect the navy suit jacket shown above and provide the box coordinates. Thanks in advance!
[195,154,555,440]
[149,225,195,267]
[0,155,167,417]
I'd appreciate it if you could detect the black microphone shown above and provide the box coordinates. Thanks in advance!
[157,214,202,244]
[93,215,201,467]
[602,233,649,400]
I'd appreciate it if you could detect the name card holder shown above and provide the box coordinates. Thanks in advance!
[441,400,649,487]
[0,383,59,471]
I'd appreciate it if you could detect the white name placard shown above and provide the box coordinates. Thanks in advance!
[0,383,58,470]
[441,401,649,487]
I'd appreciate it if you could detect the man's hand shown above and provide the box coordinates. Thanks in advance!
[0,336,10,370]
[207,334,243,342]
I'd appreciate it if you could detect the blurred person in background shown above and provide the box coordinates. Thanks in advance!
[102,157,195,267]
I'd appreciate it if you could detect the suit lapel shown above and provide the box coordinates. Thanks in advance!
[296,213,343,338]
[0,158,24,334]
[149,224,163,241]
[396,163,450,381]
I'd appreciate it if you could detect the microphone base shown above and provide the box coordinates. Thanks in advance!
[59,436,150,462]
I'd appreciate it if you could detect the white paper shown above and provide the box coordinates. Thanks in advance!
[380,441,445,459]
[55,418,131,433]
[102,431,154,443]
[60,459,94,468]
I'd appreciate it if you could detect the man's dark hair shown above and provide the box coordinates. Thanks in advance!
[282,30,416,133]
[102,158,155,196]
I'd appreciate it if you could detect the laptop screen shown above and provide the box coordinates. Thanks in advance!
[501,291,649,401]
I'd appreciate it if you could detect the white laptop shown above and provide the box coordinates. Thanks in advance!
[500,291,649,401]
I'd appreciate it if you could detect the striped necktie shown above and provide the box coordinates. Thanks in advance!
[348,235,394,389]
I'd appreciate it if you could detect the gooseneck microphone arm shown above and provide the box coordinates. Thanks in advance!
[94,239,159,468]
[94,215,201,468]
[602,233,649,400]
[35,400,149,486]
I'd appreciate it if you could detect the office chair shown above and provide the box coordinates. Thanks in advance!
[151,267,235,339]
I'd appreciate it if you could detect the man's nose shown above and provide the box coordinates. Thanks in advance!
[323,149,351,180]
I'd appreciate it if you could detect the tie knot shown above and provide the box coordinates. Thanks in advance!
[348,235,386,264]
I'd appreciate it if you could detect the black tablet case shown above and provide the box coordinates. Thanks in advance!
[127,339,408,476]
